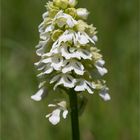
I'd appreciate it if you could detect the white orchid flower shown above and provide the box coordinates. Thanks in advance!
[50,74,76,90]
[99,87,111,101]
[36,40,49,56]
[76,8,89,20]
[46,101,68,125]
[54,11,77,28]
[95,59,108,76]
[92,35,98,42]
[75,32,95,45]
[68,0,77,7]
[74,79,96,94]
[42,11,49,19]
[61,46,92,60]
[42,56,63,71]
[40,25,54,40]
[62,59,84,75]
[31,88,45,101]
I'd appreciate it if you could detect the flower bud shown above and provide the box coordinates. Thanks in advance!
[68,0,77,7]
[76,20,88,31]
[53,0,69,9]
[65,8,76,17]
[76,8,89,20]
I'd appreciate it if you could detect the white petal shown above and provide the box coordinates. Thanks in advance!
[46,113,51,118]
[57,101,66,108]
[74,81,85,92]
[50,74,61,84]
[37,65,45,71]
[48,109,61,125]
[85,81,94,94]
[61,47,71,59]
[40,32,50,40]
[99,88,111,101]
[48,104,56,107]
[36,47,44,56]
[42,11,49,19]
[73,61,84,75]
[61,46,81,59]
[66,18,75,28]
[83,32,95,44]
[63,75,76,88]
[74,80,94,94]
[62,110,68,119]
[51,40,60,51]
[51,57,63,70]
[53,79,63,90]
[38,22,45,33]
[96,59,105,66]
[36,40,48,56]
[43,52,52,57]
[38,81,46,88]
[62,60,84,75]
[62,61,73,73]
[78,49,92,60]
[37,72,45,77]
[44,67,53,74]
[76,32,89,45]
[92,35,98,42]
[45,25,54,32]
[76,8,89,20]
[55,11,77,28]
[42,58,52,63]
[31,88,44,101]
[53,74,76,89]
[96,66,108,76]
[69,0,77,7]
[34,61,40,66]
[99,93,111,101]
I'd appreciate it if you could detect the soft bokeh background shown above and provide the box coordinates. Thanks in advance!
[1,0,139,140]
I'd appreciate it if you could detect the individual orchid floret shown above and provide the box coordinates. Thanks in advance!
[46,101,68,125]
[76,8,89,20]
[74,79,96,94]
[31,88,44,101]
[31,81,47,101]
[50,74,76,90]
[99,87,110,101]
[95,59,108,76]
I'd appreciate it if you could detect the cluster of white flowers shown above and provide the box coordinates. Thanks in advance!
[31,0,110,125]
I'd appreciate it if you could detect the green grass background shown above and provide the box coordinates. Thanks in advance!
[1,0,139,140]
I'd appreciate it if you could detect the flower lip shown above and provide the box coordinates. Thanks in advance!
[74,79,95,94]
[95,59,108,76]
[31,88,44,101]
[50,74,76,90]
[99,87,111,101]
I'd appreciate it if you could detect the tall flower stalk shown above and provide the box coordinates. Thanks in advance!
[31,0,111,139]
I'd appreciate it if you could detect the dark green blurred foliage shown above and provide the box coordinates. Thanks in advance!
[1,0,139,140]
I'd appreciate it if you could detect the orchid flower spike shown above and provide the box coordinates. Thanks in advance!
[31,0,110,124]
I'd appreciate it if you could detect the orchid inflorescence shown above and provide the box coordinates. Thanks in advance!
[31,0,111,125]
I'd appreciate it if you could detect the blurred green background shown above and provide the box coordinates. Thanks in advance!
[1,0,139,140]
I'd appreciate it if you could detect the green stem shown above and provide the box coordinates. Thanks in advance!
[68,89,80,140]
